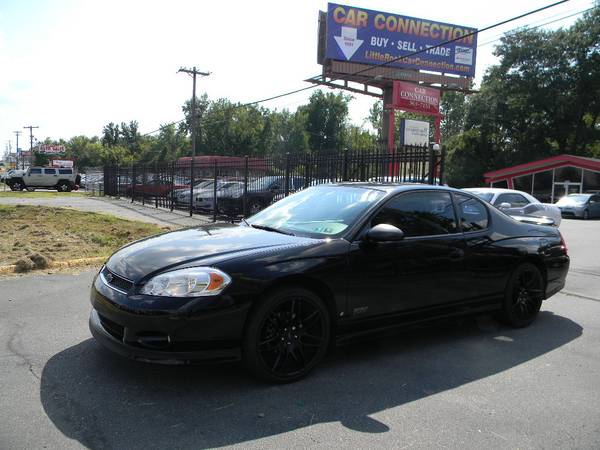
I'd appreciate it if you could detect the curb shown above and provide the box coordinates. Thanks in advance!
[0,256,106,275]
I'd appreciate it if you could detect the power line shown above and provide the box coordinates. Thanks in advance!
[142,0,572,137]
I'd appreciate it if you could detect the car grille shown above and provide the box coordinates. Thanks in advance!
[101,266,134,293]
[98,313,125,341]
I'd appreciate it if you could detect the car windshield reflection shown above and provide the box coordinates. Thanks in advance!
[247,185,385,238]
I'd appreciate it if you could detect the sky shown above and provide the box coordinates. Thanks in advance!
[0,0,594,154]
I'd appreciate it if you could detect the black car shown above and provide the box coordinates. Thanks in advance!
[217,175,305,216]
[89,184,569,382]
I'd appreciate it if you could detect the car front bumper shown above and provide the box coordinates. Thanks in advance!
[89,273,248,364]
[559,207,585,218]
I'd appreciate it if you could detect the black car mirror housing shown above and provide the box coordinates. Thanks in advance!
[367,223,405,242]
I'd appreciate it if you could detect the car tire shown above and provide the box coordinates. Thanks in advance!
[501,263,544,328]
[57,181,72,192]
[243,287,331,383]
[26,187,36,192]
[583,209,589,220]
[10,181,23,191]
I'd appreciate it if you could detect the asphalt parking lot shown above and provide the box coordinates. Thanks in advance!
[1,218,599,449]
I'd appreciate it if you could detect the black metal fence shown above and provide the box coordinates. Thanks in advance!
[103,145,444,221]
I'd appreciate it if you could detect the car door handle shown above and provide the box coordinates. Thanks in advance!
[449,249,465,260]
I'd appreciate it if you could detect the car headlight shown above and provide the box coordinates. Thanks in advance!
[140,267,231,297]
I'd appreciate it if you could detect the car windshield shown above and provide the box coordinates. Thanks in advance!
[247,185,385,238]
[556,194,589,205]
[467,191,494,203]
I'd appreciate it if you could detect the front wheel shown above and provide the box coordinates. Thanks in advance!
[501,263,544,328]
[10,181,23,191]
[243,287,331,383]
[583,209,589,220]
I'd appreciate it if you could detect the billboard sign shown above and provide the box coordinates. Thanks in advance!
[400,119,430,147]
[393,81,440,114]
[38,144,66,155]
[325,3,477,77]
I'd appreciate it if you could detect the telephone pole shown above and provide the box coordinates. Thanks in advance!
[23,125,39,168]
[13,131,22,169]
[178,67,210,217]
[178,67,210,158]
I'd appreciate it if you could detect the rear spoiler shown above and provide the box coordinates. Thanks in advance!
[511,215,556,226]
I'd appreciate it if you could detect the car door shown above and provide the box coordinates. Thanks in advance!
[453,193,510,301]
[346,190,467,318]
[43,168,58,187]
[589,195,600,218]
[26,168,44,186]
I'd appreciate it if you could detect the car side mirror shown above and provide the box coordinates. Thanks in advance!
[366,224,405,242]
[499,202,511,209]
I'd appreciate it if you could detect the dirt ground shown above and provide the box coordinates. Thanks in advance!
[0,204,167,267]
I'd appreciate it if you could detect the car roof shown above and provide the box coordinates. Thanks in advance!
[324,182,462,195]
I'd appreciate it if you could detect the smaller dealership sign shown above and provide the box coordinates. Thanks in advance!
[325,3,477,77]
[37,144,66,155]
[400,119,430,147]
[393,81,440,114]
[50,159,74,168]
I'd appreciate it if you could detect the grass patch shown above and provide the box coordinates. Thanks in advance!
[0,205,167,268]
[0,190,92,198]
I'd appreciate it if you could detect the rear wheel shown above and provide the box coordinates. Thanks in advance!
[501,263,544,328]
[248,200,264,215]
[57,181,72,192]
[26,187,36,192]
[243,287,330,383]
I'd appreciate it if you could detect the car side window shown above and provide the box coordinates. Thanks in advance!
[29,168,42,174]
[454,193,489,232]
[371,191,457,237]
[44,168,56,175]
[494,193,528,207]
[58,169,72,174]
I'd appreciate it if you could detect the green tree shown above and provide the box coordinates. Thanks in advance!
[299,90,351,152]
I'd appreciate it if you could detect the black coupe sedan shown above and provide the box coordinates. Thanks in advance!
[90,184,569,382]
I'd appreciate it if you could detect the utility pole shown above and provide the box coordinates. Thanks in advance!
[178,66,210,216]
[178,67,210,158]
[13,131,22,169]
[23,125,39,169]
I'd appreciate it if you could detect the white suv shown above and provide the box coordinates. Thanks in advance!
[4,167,79,192]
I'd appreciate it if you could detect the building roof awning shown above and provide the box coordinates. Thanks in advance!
[484,154,600,181]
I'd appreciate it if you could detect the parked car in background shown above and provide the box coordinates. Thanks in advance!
[218,175,305,216]
[173,180,213,205]
[124,178,188,197]
[463,187,562,226]
[555,193,600,219]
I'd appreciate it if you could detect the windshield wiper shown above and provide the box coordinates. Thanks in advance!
[250,224,295,236]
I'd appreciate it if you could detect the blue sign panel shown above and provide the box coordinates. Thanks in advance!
[325,3,477,77]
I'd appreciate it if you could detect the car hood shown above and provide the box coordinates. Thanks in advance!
[105,225,318,282]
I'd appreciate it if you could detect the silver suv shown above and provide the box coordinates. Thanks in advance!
[4,167,79,192]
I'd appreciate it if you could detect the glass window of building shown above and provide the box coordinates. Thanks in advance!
[491,180,508,188]
[583,170,600,193]
[513,174,533,194]
[532,170,553,203]
[554,166,582,183]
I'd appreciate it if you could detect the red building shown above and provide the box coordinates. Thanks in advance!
[484,154,600,203]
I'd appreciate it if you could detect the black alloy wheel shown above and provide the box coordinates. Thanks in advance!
[502,263,544,328]
[244,288,330,382]
[10,181,22,191]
